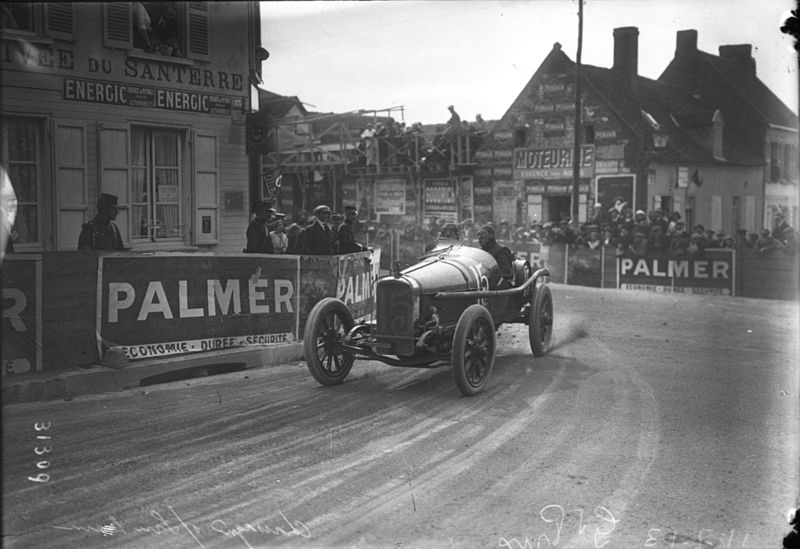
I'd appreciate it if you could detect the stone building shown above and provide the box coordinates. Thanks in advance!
[2,2,263,252]
[476,26,797,234]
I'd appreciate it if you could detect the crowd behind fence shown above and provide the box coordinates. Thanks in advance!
[361,206,798,269]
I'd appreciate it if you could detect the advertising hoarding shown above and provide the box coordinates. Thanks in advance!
[617,250,735,296]
[1,256,42,374]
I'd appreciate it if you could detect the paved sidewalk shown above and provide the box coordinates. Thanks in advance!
[1,343,304,405]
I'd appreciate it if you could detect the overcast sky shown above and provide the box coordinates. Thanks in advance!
[260,0,798,125]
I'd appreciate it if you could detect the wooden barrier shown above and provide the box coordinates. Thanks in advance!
[1,250,377,376]
[552,243,798,300]
[2,244,795,380]
[736,248,799,300]
[41,252,102,369]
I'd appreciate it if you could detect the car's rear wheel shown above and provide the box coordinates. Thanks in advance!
[303,298,355,386]
[452,304,496,396]
[529,284,553,356]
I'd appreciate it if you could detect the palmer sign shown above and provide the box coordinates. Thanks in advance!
[617,250,735,296]
[98,254,300,360]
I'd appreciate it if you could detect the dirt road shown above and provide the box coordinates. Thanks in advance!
[2,284,797,549]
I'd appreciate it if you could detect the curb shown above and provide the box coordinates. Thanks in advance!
[2,343,304,405]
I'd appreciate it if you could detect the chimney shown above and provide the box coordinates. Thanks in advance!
[613,26,639,88]
[676,29,698,55]
[719,44,756,74]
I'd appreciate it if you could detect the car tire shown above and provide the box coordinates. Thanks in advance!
[452,304,496,396]
[303,298,355,386]
[529,284,553,356]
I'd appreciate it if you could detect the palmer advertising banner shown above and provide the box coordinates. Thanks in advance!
[1,256,42,375]
[617,250,735,296]
[98,254,300,361]
[337,249,381,322]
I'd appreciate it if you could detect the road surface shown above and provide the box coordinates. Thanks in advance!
[2,284,798,549]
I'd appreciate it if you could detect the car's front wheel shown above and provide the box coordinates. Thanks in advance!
[452,304,496,396]
[529,284,553,356]
[303,298,355,386]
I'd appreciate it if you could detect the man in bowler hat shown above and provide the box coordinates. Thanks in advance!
[78,193,124,251]
[244,200,275,253]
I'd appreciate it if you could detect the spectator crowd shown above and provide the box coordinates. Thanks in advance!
[410,200,798,259]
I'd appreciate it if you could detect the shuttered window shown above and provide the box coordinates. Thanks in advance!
[53,121,87,250]
[186,2,209,60]
[104,2,132,49]
[193,134,219,244]
[45,3,73,40]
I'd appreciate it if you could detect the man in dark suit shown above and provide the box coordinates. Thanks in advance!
[244,200,274,253]
[78,193,125,251]
[303,204,336,255]
[337,205,365,254]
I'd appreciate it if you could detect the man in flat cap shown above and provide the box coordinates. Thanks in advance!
[477,224,514,288]
[303,204,336,255]
[78,193,124,251]
[244,200,274,253]
[337,205,365,254]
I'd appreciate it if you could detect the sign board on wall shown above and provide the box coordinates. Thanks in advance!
[513,145,594,179]
[460,176,474,220]
[596,174,635,212]
[424,178,457,223]
[617,250,735,296]
[98,254,300,360]
[1,256,42,374]
[492,180,517,223]
[375,179,406,215]
[63,77,238,115]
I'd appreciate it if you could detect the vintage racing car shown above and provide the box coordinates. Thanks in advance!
[302,241,553,396]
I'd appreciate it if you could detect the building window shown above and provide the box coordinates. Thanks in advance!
[108,2,208,59]
[514,128,527,148]
[133,2,183,56]
[769,141,783,181]
[130,128,184,242]
[1,117,43,246]
[784,143,797,181]
[1,3,35,32]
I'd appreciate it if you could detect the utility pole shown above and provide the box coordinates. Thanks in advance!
[571,0,584,226]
